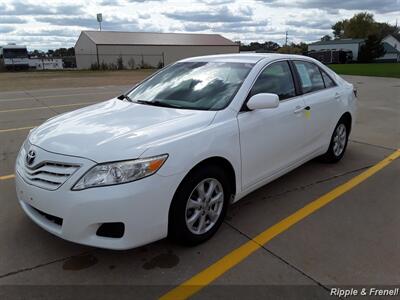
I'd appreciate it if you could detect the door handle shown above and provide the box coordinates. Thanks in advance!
[294,106,311,114]
[334,93,341,100]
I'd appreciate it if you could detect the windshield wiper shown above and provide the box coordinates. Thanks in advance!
[135,100,182,108]
[117,94,134,102]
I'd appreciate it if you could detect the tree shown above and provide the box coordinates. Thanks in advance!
[332,20,346,39]
[330,12,395,62]
[291,42,308,54]
[321,35,332,41]
[239,41,280,52]
[30,49,45,58]
[344,12,377,39]
[358,34,385,62]
[277,42,307,55]
[277,45,302,54]
[263,41,280,51]
[376,22,399,40]
[331,12,398,40]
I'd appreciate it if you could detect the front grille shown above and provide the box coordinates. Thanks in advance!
[17,149,80,190]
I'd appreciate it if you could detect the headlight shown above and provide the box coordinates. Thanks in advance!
[72,154,168,190]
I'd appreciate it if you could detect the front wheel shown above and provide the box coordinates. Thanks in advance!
[320,119,349,163]
[168,165,231,246]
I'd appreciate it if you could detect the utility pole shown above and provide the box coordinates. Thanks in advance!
[285,31,288,46]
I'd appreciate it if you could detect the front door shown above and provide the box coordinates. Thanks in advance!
[238,61,307,190]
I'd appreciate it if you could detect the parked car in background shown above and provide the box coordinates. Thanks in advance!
[15,54,357,249]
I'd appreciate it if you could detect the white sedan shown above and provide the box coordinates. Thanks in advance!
[15,54,357,249]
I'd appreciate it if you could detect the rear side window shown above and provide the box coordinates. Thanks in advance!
[250,61,296,101]
[293,61,325,93]
[321,69,336,88]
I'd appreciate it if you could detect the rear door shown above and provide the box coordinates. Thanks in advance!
[292,60,339,153]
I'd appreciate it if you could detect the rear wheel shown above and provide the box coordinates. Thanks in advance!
[320,119,349,163]
[168,165,231,245]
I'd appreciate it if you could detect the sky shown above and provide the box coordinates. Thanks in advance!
[0,0,399,50]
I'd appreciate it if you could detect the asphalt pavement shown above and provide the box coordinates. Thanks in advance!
[0,75,399,300]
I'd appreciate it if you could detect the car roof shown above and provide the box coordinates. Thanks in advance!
[179,53,314,64]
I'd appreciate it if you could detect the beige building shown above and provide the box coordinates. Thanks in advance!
[74,31,239,69]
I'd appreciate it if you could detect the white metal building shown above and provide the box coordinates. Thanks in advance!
[308,39,365,61]
[29,58,63,70]
[379,34,400,62]
[378,43,400,62]
[74,31,239,69]
[383,33,400,51]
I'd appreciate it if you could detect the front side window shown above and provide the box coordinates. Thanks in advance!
[127,61,254,110]
[249,61,296,100]
[294,61,325,93]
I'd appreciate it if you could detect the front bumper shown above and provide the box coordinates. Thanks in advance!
[16,167,182,250]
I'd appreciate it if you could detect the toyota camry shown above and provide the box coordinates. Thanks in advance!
[15,54,357,249]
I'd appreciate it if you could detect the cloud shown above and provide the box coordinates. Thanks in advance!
[0,1,84,16]
[0,25,15,34]
[286,19,332,30]
[183,19,269,34]
[138,13,151,19]
[14,28,81,37]
[257,0,400,14]
[126,0,166,2]
[298,0,400,13]
[0,0,398,50]
[97,0,122,5]
[0,35,77,49]
[36,16,139,31]
[0,16,27,24]
[182,23,211,32]
[199,0,233,4]
[164,6,253,23]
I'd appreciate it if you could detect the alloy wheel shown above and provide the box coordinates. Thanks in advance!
[185,178,224,235]
[333,123,347,157]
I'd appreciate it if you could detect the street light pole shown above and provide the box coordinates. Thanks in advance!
[97,13,102,31]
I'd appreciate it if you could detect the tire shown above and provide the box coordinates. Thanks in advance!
[168,165,231,246]
[319,118,349,163]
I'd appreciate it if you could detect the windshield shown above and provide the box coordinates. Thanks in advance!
[127,61,254,110]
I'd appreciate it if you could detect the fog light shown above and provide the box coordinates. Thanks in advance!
[96,222,125,238]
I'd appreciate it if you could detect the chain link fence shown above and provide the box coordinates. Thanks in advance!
[0,53,166,71]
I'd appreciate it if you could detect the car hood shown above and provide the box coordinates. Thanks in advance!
[29,99,217,162]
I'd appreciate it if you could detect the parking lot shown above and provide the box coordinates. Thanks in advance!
[0,73,399,299]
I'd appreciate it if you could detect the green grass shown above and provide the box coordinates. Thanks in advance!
[328,63,400,78]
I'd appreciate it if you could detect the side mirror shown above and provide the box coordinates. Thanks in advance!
[247,93,279,110]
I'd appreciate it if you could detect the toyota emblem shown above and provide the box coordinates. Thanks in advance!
[26,150,36,165]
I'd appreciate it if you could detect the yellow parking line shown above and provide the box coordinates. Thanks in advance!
[0,101,97,113]
[0,126,34,133]
[0,174,15,181]
[160,149,400,300]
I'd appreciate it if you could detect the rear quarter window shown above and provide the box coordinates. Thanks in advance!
[320,69,336,88]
